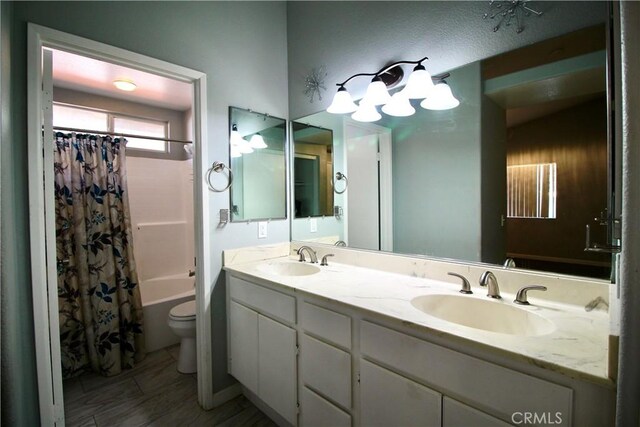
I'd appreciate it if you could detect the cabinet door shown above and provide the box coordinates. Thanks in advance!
[300,334,351,408]
[443,397,512,427]
[301,386,351,427]
[258,314,297,425]
[229,301,258,394]
[360,359,441,427]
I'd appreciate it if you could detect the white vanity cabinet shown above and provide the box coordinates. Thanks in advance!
[226,271,614,427]
[442,397,512,427]
[228,277,297,425]
[360,359,442,427]
[299,301,353,426]
[360,320,573,427]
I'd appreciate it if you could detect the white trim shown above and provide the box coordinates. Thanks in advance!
[27,24,213,426]
[28,26,59,426]
[378,131,393,252]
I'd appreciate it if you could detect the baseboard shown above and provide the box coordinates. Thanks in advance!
[212,382,242,407]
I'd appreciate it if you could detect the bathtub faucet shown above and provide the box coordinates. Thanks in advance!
[188,269,196,277]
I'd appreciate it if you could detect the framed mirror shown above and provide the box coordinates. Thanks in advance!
[291,122,334,218]
[229,107,287,222]
[290,24,613,280]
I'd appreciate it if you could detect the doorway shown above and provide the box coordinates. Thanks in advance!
[343,121,393,252]
[27,24,211,425]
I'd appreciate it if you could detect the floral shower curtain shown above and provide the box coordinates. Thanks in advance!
[54,132,145,378]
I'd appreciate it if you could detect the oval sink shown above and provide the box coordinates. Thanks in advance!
[410,294,555,336]
[257,262,321,277]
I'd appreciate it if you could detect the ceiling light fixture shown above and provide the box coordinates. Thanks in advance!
[327,57,459,122]
[113,79,137,92]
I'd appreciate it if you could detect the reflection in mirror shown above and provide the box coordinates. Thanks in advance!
[291,122,334,218]
[291,25,611,279]
[229,107,286,222]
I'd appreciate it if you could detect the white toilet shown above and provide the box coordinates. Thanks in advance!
[167,300,197,373]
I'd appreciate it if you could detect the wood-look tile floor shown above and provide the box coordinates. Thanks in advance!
[63,345,276,427]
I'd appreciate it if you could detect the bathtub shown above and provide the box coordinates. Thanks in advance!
[140,273,195,352]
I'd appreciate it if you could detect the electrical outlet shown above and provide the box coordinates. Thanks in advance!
[310,218,318,233]
[258,221,268,239]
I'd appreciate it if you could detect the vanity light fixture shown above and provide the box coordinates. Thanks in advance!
[420,80,460,110]
[327,56,459,122]
[230,124,253,154]
[381,92,415,117]
[248,133,268,149]
[113,79,137,91]
[352,101,382,123]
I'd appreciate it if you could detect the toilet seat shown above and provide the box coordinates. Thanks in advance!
[169,300,196,320]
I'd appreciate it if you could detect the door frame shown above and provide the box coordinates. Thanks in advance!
[343,120,393,251]
[27,23,213,425]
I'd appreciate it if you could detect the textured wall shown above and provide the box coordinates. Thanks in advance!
[287,1,608,119]
[3,1,288,421]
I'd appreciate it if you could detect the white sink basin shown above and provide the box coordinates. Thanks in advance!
[410,294,555,336]
[257,262,321,277]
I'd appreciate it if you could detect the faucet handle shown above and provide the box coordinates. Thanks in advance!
[296,247,306,262]
[321,254,335,266]
[514,285,547,305]
[447,272,472,294]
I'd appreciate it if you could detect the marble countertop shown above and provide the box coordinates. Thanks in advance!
[224,254,612,388]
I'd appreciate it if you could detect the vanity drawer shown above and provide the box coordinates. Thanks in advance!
[300,301,351,349]
[300,386,351,427]
[229,276,296,324]
[300,334,351,409]
[360,321,572,426]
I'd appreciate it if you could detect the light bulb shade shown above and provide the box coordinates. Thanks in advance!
[402,67,434,99]
[327,87,358,114]
[249,133,267,149]
[230,146,242,158]
[420,82,460,110]
[381,92,416,117]
[351,102,381,122]
[361,78,391,106]
[230,125,254,153]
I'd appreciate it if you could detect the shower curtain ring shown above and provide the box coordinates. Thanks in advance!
[333,172,348,194]
[206,161,233,192]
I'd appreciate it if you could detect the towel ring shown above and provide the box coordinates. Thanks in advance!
[333,172,348,194]
[206,161,233,192]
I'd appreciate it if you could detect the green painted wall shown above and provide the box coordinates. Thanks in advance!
[390,62,483,261]
[1,1,288,422]
[1,1,41,424]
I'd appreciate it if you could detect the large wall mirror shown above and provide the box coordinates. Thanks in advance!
[229,107,287,222]
[291,24,614,280]
[291,122,334,218]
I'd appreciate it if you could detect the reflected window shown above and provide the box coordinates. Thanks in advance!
[53,103,169,152]
[507,163,557,219]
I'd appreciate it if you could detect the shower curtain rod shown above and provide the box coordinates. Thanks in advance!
[51,126,193,144]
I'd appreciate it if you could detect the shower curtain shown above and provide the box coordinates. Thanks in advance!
[54,132,145,378]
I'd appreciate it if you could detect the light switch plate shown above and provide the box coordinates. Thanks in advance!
[310,218,318,233]
[258,221,268,239]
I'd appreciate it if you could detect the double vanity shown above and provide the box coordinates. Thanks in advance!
[223,242,615,426]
